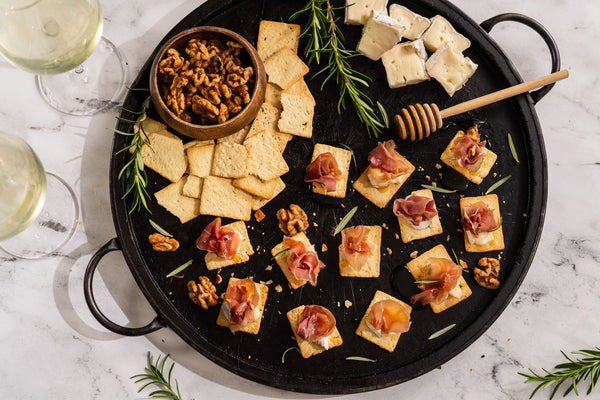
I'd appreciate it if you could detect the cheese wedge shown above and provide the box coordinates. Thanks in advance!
[426,43,477,96]
[381,40,429,88]
[421,15,471,53]
[388,4,430,40]
[357,11,405,61]
[345,0,388,25]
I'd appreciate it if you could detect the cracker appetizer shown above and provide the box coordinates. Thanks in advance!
[338,225,381,278]
[217,277,268,334]
[407,244,472,313]
[353,140,415,208]
[196,217,254,270]
[393,189,442,243]
[355,290,412,352]
[287,305,343,358]
[304,143,352,198]
[271,232,325,289]
[440,126,497,184]
[460,194,504,252]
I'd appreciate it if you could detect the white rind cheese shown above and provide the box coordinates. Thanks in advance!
[448,281,463,298]
[357,11,406,61]
[426,43,478,96]
[388,4,431,40]
[466,230,493,247]
[345,0,389,25]
[421,15,471,53]
[381,40,429,88]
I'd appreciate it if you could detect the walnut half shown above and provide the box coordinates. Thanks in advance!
[187,276,218,310]
[149,233,179,252]
[277,204,309,236]
[474,257,500,289]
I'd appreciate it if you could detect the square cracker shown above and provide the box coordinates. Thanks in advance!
[134,117,166,135]
[244,102,292,152]
[460,194,505,252]
[217,125,249,145]
[271,232,314,289]
[183,139,214,150]
[406,244,472,313]
[339,225,382,277]
[355,290,412,352]
[278,92,315,138]
[233,174,279,199]
[199,176,252,221]
[205,221,254,270]
[257,20,301,61]
[440,130,497,184]
[251,178,286,210]
[263,47,309,90]
[154,176,202,223]
[216,278,268,335]
[265,79,315,110]
[310,144,352,198]
[353,152,415,208]
[139,132,187,183]
[187,144,215,177]
[182,175,204,199]
[245,131,289,181]
[397,189,443,243]
[287,305,343,358]
[211,142,250,179]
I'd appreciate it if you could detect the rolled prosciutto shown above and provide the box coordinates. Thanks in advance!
[282,238,325,286]
[340,226,372,271]
[226,278,259,330]
[296,305,336,342]
[393,195,437,226]
[411,258,462,305]
[367,140,409,186]
[452,135,486,168]
[461,202,497,236]
[369,299,412,335]
[304,152,342,192]
[196,217,241,259]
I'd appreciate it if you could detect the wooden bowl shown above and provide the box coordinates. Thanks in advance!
[149,26,266,140]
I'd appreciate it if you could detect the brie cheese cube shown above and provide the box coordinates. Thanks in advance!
[421,15,471,53]
[357,11,405,61]
[388,4,431,40]
[381,40,429,88]
[345,0,388,25]
[426,43,477,96]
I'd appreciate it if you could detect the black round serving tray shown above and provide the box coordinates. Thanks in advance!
[101,0,552,394]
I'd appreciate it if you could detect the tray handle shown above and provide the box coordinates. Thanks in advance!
[83,238,165,336]
[480,13,560,104]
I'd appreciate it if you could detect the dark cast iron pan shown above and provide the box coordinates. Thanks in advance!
[84,0,559,394]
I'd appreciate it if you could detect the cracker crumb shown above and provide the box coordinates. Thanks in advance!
[344,300,352,308]
[435,163,442,169]
[394,233,399,240]
[321,243,328,252]
[275,284,283,293]
[254,209,266,222]
[386,247,392,255]
[446,203,450,208]
[312,212,316,216]
[523,213,527,217]
[446,235,450,241]
[410,250,418,258]
[256,245,260,251]
[432,182,438,187]
[507,338,511,342]
[341,203,346,208]
[382,223,388,229]
[418,166,424,171]
[337,301,341,307]
[265,265,272,271]
[493,172,497,178]
[425,175,431,181]
[313,222,318,227]
[215,274,223,284]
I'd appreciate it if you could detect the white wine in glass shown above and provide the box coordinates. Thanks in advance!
[0,0,128,115]
[0,131,79,258]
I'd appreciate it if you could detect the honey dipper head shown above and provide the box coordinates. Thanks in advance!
[395,103,442,141]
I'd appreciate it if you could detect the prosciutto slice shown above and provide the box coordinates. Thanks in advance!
[369,299,412,334]
[461,202,498,235]
[227,278,259,328]
[393,195,437,226]
[340,226,372,271]
[296,305,336,342]
[196,217,241,259]
[452,135,486,168]
[304,152,342,192]
[410,258,462,305]
[282,238,325,286]
[367,140,409,184]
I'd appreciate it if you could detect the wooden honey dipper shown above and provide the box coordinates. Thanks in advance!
[394,69,569,141]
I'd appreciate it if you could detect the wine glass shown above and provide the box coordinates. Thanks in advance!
[0,131,79,258]
[0,0,128,116]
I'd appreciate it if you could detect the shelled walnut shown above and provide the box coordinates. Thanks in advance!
[148,233,179,252]
[187,276,218,310]
[474,257,500,289]
[277,204,309,236]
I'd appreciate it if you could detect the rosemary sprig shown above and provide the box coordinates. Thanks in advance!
[346,356,376,362]
[271,247,291,260]
[414,280,443,284]
[421,184,456,194]
[291,0,386,137]
[166,259,193,278]
[428,323,456,340]
[150,219,173,237]
[333,206,358,236]
[485,175,512,195]
[519,348,600,399]
[281,346,301,363]
[131,352,184,400]
[508,133,520,163]
[111,90,153,214]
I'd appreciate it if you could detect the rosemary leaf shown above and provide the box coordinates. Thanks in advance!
[130,352,183,400]
[414,280,443,284]
[333,206,358,236]
[166,260,193,278]
[451,248,460,265]
[346,356,376,362]
[271,248,291,260]
[149,219,172,237]
[508,133,520,163]
[485,175,512,195]
[428,323,456,340]
[421,184,456,194]
[377,101,389,128]
[281,346,301,363]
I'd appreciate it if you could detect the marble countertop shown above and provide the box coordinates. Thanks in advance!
[1,0,598,399]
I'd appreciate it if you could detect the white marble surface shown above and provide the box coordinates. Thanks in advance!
[1,0,599,399]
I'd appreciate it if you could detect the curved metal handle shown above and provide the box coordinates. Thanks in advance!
[480,13,561,104]
[84,238,165,336]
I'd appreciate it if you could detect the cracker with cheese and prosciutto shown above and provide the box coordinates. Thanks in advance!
[216,277,268,335]
[338,225,382,278]
[287,305,343,358]
[305,144,352,198]
[460,194,504,252]
[271,232,325,289]
[393,189,443,243]
[440,126,497,184]
[196,218,254,270]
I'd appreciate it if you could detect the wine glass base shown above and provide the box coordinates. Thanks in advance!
[0,173,79,259]
[36,37,128,116]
